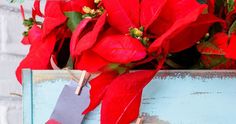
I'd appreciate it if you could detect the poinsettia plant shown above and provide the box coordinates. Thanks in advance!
[16,0,235,123]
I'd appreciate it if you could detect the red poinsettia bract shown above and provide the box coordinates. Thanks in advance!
[73,0,221,123]
[16,0,224,123]
[16,1,69,83]
[16,0,97,83]
[197,0,236,68]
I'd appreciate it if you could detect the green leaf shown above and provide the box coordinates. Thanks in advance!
[197,0,207,4]
[227,0,235,12]
[197,41,225,55]
[165,59,184,69]
[107,63,127,74]
[66,56,74,69]
[64,12,83,31]
[229,20,236,35]
[207,55,224,67]
[200,55,229,69]
[108,63,120,70]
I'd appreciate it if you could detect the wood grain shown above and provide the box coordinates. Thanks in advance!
[23,70,236,124]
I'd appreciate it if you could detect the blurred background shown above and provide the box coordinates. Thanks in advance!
[0,0,40,123]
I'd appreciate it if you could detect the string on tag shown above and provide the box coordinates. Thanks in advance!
[51,55,91,95]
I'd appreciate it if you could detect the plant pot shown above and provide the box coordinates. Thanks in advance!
[23,69,236,124]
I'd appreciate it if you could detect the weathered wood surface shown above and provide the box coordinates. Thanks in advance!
[23,70,236,124]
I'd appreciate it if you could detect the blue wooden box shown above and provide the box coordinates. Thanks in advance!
[23,69,236,124]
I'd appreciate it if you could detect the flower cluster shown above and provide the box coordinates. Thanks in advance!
[16,0,235,123]
[196,0,236,69]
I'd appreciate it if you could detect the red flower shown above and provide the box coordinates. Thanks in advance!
[197,32,236,69]
[17,0,100,83]
[100,70,157,124]
[16,1,68,83]
[21,24,42,45]
[16,34,57,83]
[63,0,95,13]
[83,71,119,114]
[148,0,208,53]
[70,18,93,56]
[16,0,228,123]
[207,0,215,14]
[77,0,218,123]
[32,0,44,20]
[42,1,67,37]
[93,35,146,64]
[74,50,109,72]
[72,12,110,72]
[72,12,107,56]
[196,0,236,69]
[83,70,157,124]
[168,14,224,53]
[226,34,236,59]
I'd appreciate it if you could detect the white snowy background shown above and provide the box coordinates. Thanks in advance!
[0,0,40,123]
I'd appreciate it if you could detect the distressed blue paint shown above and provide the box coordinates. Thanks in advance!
[23,70,236,124]
[33,79,70,124]
[141,76,236,124]
[22,69,33,124]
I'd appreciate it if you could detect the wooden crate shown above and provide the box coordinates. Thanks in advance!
[23,69,236,124]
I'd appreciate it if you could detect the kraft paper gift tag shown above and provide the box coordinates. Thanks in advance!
[47,81,90,124]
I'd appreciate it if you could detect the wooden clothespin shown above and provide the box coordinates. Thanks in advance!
[135,117,144,124]
[74,70,88,95]
[65,68,91,95]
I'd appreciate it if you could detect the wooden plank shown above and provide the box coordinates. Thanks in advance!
[140,74,236,124]
[32,70,97,83]
[23,70,236,124]
[22,69,32,124]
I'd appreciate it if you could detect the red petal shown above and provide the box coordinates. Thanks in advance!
[28,25,42,45]
[43,1,67,37]
[213,59,236,69]
[46,119,61,124]
[32,0,44,20]
[207,0,215,14]
[140,0,167,29]
[75,50,109,72]
[169,14,224,52]
[21,36,29,45]
[101,70,157,124]
[149,0,206,37]
[20,5,25,20]
[93,35,146,64]
[226,34,236,59]
[227,10,236,27]
[16,35,56,84]
[21,25,43,47]
[197,33,229,56]
[102,0,139,33]
[212,32,229,51]
[149,1,207,52]
[63,0,95,13]
[70,18,93,56]
[74,12,107,56]
[197,42,225,56]
[83,71,118,114]
[101,27,121,36]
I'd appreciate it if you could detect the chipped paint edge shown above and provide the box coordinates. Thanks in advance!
[32,70,236,83]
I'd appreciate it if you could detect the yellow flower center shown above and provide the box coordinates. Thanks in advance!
[94,0,101,4]
[83,6,92,14]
